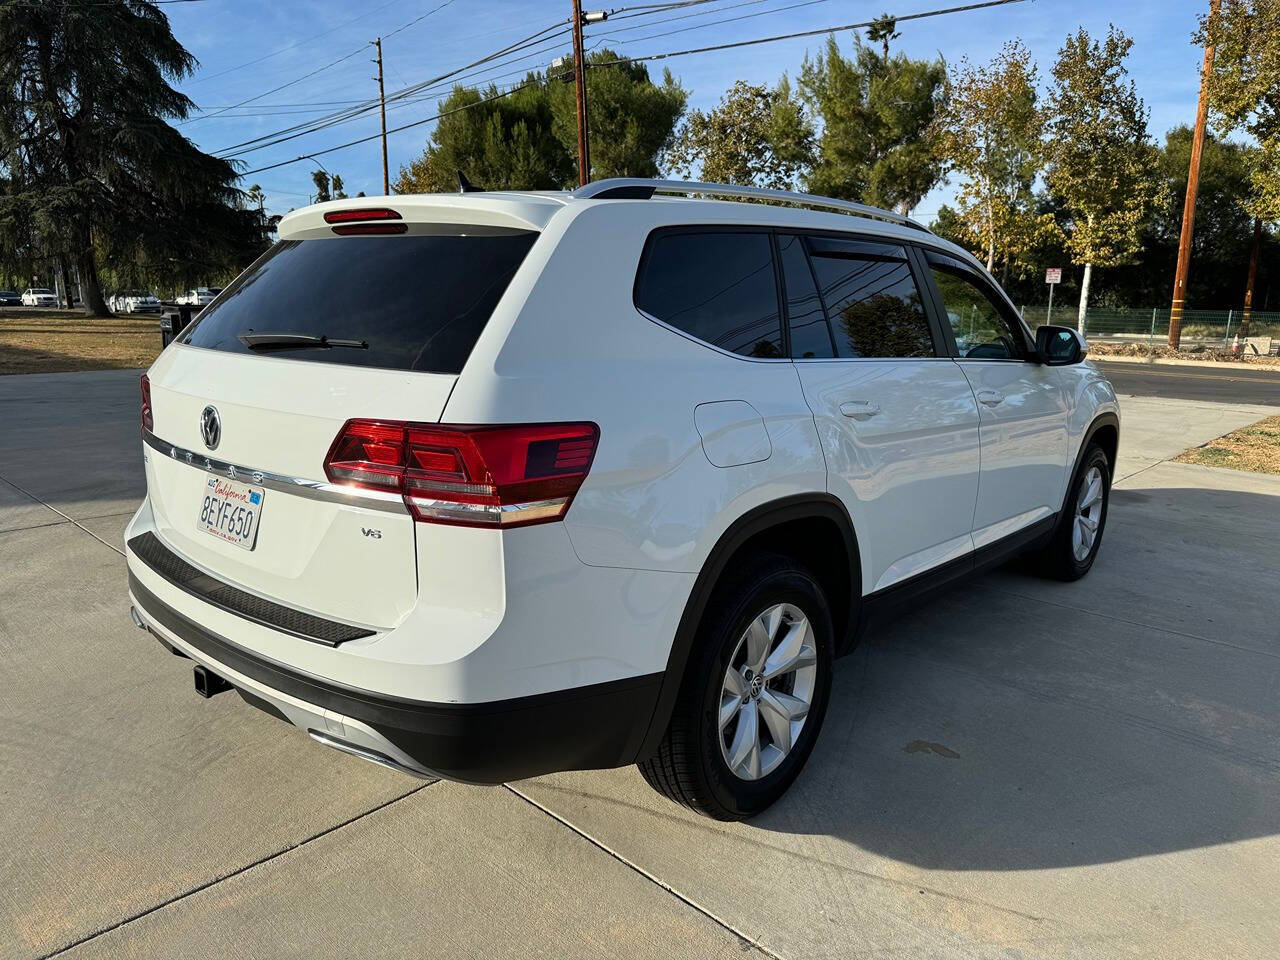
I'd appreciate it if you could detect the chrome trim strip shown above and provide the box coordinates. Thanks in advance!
[141,429,408,514]
[407,496,569,525]
[307,730,436,780]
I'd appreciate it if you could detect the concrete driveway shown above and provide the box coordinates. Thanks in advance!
[2,370,1279,959]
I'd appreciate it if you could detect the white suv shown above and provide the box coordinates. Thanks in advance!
[125,180,1119,819]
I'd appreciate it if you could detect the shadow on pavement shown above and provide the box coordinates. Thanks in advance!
[752,483,1280,871]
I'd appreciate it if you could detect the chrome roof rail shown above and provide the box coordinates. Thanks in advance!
[570,178,929,232]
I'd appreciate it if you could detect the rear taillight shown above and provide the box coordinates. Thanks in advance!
[140,374,153,433]
[323,208,406,235]
[324,420,599,528]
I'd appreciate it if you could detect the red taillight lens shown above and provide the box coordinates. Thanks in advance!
[322,208,402,223]
[330,222,408,236]
[324,420,599,527]
[140,374,153,433]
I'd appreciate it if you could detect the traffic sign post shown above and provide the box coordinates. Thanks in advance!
[1045,268,1062,326]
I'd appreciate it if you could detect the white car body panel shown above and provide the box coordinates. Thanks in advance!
[124,186,1118,783]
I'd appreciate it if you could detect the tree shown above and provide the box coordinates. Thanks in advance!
[934,41,1056,278]
[330,174,347,200]
[1044,26,1163,331]
[665,79,812,189]
[395,52,685,193]
[1197,0,1280,337]
[311,170,331,203]
[395,79,569,193]
[798,34,947,214]
[0,0,256,315]
[866,14,899,59]
[548,51,686,179]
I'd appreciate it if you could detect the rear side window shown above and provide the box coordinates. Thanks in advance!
[635,231,783,358]
[807,238,935,359]
[182,232,537,374]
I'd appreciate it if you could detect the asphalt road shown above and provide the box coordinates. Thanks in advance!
[1094,359,1280,406]
[4,371,1280,959]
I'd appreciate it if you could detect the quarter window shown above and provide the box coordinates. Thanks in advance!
[927,253,1028,360]
[806,238,935,359]
[635,231,783,358]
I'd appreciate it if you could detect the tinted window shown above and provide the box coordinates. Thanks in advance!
[182,232,537,374]
[636,231,782,358]
[927,253,1027,360]
[778,234,834,359]
[807,240,934,359]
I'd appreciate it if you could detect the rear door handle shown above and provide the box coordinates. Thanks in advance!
[976,389,1005,407]
[839,400,881,420]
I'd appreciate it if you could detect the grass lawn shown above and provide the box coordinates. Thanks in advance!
[0,308,162,374]
[1175,416,1280,475]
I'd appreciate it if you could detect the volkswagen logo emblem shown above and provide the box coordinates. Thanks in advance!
[199,405,221,451]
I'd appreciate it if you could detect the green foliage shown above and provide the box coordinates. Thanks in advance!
[798,35,947,214]
[0,0,266,313]
[548,54,687,179]
[665,78,812,189]
[395,51,685,193]
[1198,0,1280,222]
[933,41,1057,278]
[1044,26,1163,270]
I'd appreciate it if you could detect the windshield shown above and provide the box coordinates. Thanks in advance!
[182,232,537,374]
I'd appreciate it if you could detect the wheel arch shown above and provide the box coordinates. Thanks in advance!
[634,493,861,762]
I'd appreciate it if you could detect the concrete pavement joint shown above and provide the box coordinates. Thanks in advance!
[0,470,125,558]
[37,780,437,959]
[504,783,784,959]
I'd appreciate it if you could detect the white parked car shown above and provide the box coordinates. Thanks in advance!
[126,181,1119,819]
[22,287,57,307]
[122,291,161,314]
[177,287,220,306]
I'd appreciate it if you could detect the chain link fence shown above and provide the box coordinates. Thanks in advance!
[1017,305,1280,352]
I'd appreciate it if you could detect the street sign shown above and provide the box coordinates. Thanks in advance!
[1045,268,1062,285]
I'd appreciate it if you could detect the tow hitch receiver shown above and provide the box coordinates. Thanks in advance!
[193,665,233,698]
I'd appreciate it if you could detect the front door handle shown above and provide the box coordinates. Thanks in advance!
[839,400,881,420]
[976,389,1005,407]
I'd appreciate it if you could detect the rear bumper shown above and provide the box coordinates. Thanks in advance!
[129,572,662,783]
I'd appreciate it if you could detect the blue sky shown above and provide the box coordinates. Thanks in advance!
[164,0,1215,221]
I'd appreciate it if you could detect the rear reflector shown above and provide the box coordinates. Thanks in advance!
[324,420,599,528]
[323,208,402,223]
[140,374,153,433]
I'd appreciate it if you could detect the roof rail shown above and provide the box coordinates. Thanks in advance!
[570,178,929,232]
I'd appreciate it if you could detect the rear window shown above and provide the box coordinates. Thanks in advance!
[634,230,783,358]
[182,232,537,373]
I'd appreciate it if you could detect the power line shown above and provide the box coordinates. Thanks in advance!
[236,0,1029,178]
[213,21,570,159]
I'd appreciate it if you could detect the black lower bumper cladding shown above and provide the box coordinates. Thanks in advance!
[128,573,662,783]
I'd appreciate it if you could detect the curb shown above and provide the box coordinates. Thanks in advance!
[1091,354,1280,374]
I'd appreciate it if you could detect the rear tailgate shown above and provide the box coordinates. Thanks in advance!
[140,203,549,631]
[144,347,451,630]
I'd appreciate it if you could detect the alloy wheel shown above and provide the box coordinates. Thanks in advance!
[1072,465,1105,561]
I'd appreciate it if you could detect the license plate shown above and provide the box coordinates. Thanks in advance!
[198,475,264,551]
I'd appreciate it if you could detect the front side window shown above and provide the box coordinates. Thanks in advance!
[635,231,783,358]
[806,238,935,359]
[927,253,1028,360]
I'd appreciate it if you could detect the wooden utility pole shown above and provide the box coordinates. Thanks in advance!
[1168,0,1220,348]
[1236,217,1263,347]
[571,0,590,186]
[373,38,386,195]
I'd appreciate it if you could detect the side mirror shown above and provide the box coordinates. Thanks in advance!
[1035,325,1088,365]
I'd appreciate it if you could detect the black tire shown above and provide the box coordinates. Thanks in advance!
[1035,443,1111,581]
[638,552,834,820]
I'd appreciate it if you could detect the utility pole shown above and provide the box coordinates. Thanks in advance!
[1235,217,1263,348]
[373,38,386,195]
[571,0,590,186]
[1168,0,1220,349]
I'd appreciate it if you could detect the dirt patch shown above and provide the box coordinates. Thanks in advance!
[1174,415,1280,475]
[1088,341,1280,367]
[0,310,161,374]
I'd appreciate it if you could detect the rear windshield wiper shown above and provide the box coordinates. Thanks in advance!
[237,332,368,350]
